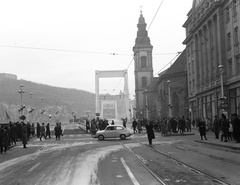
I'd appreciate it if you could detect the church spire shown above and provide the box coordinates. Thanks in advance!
[133,10,152,49]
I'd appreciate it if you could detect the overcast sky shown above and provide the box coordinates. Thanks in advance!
[0,0,192,98]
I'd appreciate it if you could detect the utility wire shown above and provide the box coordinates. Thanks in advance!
[0,44,131,56]
[154,52,181,76]
[0,44,177,56]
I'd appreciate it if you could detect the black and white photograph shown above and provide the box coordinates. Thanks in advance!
[0,0,240,184]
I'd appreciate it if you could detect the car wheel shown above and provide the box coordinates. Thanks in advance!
[98,135,104,141]
[120,134,126,140]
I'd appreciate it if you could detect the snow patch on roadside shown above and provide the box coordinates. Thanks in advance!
[71,143,142,185]
[0,141,96,171]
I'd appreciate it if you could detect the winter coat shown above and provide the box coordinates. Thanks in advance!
[220,118,229,136]
[0,128,8,147]
[54,126,62,136]
[146,123,155,139]
[22,125,28,145]
[198,120,206,135]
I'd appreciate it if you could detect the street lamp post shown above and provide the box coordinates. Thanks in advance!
[144,90,149,120]
[167,80,172,117]
[30,93,33,122]
[18,84,24,116]
[218,65,225,113]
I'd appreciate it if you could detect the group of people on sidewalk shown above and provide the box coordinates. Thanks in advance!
[0,121,35,153]
[131,116,192,136]
[196,113,240,143]
[0,121,64,154]
[212,113,240,143]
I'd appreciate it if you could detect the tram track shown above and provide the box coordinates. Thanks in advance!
[119,139,234,185]
[118,140,168,185]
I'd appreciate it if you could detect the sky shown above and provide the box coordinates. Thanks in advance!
[0,0,193,98]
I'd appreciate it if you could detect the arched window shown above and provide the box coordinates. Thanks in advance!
[142,77,147,88]
[141,56,147,68]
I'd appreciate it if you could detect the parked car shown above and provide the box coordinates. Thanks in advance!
[95,125,132,141]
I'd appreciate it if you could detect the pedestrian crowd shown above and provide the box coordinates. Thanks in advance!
[130,114,240,145]
[131,116,192,136]
[0,121,35,153]
[85,118,112,136]
[0,121,64,154]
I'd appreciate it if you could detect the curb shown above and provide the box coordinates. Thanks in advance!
[194,140,240,150]
[163,133,195,137]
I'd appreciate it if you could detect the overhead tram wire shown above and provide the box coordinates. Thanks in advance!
[154,51,182,76]
[0,44,131,56]
[112,0,165,95]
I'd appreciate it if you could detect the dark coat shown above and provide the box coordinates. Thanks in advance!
[22,125,28,145]
[10,124,17,140]
[198,120,206,135]
[232,117,240,141]
[46,124,51,135]
[54,126,62,136]
[146,123,155,139]
[0,128,8,147]
[220,118,229,136]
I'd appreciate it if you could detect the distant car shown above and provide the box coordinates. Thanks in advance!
[95,125,132,141]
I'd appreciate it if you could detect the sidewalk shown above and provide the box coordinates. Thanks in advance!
[78,122,240,150]
[191,128,240,150]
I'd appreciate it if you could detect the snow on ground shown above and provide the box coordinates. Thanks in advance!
[0,141,96,172]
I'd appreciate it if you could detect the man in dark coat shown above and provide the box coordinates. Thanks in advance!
[22,123,28,148]
[46,123,51,139]
[198,118,207,140]
[54,122,62,140]
[0,126,8,153]
[231,113,240,143]
[132,119,137,134]
[220,114,229,142]
[10,123,17,145]
[36,123,40,138]
[213,115,220,139]
[145,120,155,145]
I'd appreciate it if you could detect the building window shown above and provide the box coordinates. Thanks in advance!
[235,27,239,45]
[193,79,195,91]
[226,6,230,23]
[236,57,240,74]
[192,60,195,75]
[189,63,191,76]
[140,56,147,68]
[233,0,237,16]
[227,33,231,51]
[142,77,147,88]
[235,27,239,53]
[228,59,233,77]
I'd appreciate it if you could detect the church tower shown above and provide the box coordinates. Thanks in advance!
[133,11,153,119]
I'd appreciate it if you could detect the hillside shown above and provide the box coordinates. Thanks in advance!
[0,77,95,123]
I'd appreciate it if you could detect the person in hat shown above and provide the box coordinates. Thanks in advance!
[231,113,240,143]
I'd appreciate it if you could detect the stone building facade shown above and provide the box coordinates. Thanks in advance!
[183,0,240,120]
[155,50,188,119]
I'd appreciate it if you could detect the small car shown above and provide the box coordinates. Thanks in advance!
[95,125,132,141]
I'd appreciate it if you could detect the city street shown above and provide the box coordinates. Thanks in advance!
[0,122,240,185]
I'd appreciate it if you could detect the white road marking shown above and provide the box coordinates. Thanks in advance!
[28,162,41,172]
[120,158,140,185]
